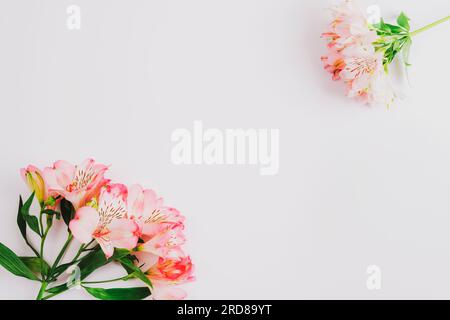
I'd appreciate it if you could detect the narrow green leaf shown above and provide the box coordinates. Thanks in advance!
[78,247,130,280]
[118,257,153,288]
[77,247,105,280]
[397,12,410,31]
[20,256,50,275]
[113,249,133,260]
[52,260,80,277]
[47,249,135,294]
[17,196,26,240]
[378,19,390,32]
[17,196,40,257]
[60,199,75,227]
[20,192,41,236]
[84,286,151,300]
[23,215,41,236]
[0,243,39,280]
[385,23,405,34]
[21,192,34,216]
[46,283,68,294]
[402,37,412,66]
[120,255,138,275]
[42,209,61,220]
[46,214,54,229]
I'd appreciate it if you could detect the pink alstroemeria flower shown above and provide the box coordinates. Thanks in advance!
[20,165,48,204]
[134,224,186,272]
[43,159,109,209]
[146,256,195,300]
[126,184,186,269]
[127,184,185,236]
[69,184,140,258]
[321,0,395,106]
[147,256,194,283]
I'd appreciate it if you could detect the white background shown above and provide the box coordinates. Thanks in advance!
[1,0,450,299]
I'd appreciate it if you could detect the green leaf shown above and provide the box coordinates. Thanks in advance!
[47,249,134,295]
[397,12,410,31]
[17,196,40,257]
[46,283,68,294]
[373,17,409,36]
[21,192,34,215]
[78,247,130,280]
[120,255,138,274]
[52,259,80,277]
[20,256,50,275]
[114,248,132,259]
[17,196,26,241]
[378,18,387,30]
[60,199,75,227]
[20,193,41,236]
[375,23,403,35]
[77,247,105,280]
[46,214,54,229]
[118,257,152,288]
[42,209,61,220]
[0,243,39,280]
[84,286,151,300]
[24,215,40,236]
[20,192,41,236]
[402,37,412,66]
[384,23,404,34]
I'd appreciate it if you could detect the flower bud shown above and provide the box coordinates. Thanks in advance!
[20,165,47,204]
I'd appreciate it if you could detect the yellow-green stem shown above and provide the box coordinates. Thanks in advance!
[410,16,450,37]
[47,234,74,279]
[36,281,48,300]
[82,275,130,285]
[39,220,51,281]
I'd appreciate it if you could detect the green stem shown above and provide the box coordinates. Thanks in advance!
[42,240,99,299]
[83,239,96,250]
[36,281,48,300]
[47,234,74,279]
[38,207,45,237]
[411,16,450,36]
[42,273,129,300]
[26,239,40,258]
[82,275,130,285]
[47,239,94,281]
[39,221,51,281]
[42,289,65,300]
[72,243,87,261]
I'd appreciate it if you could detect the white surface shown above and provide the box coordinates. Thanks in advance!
[1,0,450,299]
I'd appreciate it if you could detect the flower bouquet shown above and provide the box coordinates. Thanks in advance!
[0,159,194,300]
[321,0,450,106]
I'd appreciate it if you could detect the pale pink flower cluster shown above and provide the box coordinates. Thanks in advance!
[321,0,395,106]
[21,159,194,299]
